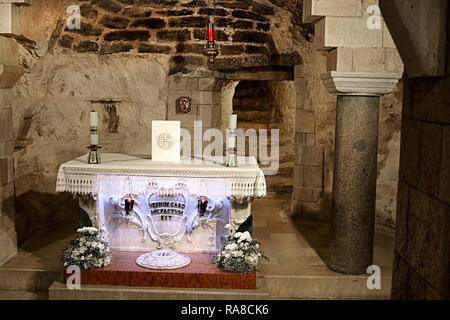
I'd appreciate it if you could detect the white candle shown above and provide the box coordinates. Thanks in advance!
[90,111,99,145]
[90,111,98,127]
[90,132,99,145]
[228,135,236,149]
[229,114,237,129]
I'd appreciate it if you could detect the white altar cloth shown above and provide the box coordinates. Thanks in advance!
[56,153,266,198]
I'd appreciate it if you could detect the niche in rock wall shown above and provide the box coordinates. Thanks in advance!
[231,80,295,147]
[229,79,296,198]
[233,81,276,122]
[104,103,120,133]
[91,100,121,134]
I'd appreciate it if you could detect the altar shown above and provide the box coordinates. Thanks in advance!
[56,153,266,261]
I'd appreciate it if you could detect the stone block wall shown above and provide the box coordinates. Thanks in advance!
[290,64,326,218]
[0,35,20,264]
[167,75,222,149]
[0,89,17,265]
[49,0,298,74]
[385,0,449,300]
[391,57,450,299]
[392,78,450,300]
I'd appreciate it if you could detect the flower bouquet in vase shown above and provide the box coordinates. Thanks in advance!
[216,225,268,273]
[61,227,112,270]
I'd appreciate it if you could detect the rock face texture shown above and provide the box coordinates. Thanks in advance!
[9,0,402,245]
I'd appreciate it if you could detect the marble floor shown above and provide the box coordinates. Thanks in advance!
[252,199,394,299]
[0,199,395,299]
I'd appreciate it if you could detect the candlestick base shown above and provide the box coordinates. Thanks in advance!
[87,145,102,164]
[225,149,237,167]
[136,250,191,270]
[203,41,220,64]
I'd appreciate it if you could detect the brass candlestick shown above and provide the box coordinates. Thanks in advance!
[204,41,220,64]
[87,145,101,164]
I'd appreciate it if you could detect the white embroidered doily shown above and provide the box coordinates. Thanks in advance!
[56,153,266,198]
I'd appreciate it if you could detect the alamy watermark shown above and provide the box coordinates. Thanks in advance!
[366,5,382,30]
[66,265,81,290]
[66,5,81,30]
[366,265,381,290]
[181,121,280,176]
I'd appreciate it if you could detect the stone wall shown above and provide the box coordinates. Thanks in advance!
[50,0,299,73]
[0,75,17,263]
[0,2,24,263]
[10,0,303,245]
[8,0,403,246]
[389,3,450,300]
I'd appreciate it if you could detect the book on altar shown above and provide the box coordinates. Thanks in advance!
[151,120,180,162]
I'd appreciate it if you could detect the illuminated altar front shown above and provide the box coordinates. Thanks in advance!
[56,153,266,269]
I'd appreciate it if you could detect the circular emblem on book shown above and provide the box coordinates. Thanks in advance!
[157,132,174,150]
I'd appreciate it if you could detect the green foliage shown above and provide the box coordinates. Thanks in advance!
[78,207,93,228]
[236,215,253,235]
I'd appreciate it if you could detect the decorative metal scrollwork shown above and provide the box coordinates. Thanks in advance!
[104,184,228,269]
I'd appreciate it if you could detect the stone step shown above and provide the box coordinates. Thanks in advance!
[237,121,282,131]
[0,268,62,292]
[264,275,391,300]
[235,109,276,123]
[49,277,271,300]
[0,290,48,300]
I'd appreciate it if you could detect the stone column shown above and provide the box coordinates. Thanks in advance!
[321,72,401,274]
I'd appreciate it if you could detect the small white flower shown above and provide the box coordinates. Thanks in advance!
[224,224,231,229]
[232,250,243,257]
[240,231,252,241]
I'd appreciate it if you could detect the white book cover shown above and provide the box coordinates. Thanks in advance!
[151,120,181,162]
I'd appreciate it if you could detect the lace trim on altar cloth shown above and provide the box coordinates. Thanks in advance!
[56,154,266,198]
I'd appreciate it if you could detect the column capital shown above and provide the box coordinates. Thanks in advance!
[320,71,402,96]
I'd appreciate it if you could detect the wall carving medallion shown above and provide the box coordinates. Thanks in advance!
[176,96,192,114]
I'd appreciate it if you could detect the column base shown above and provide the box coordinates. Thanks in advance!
[327,260,371,276]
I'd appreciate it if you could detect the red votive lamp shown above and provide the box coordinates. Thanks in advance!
[124,197,135,215]
[207,22,214,42]
[198,197,208,215]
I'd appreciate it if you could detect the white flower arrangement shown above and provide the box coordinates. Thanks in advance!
[215,224,268,273]
[61,227,112,270]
